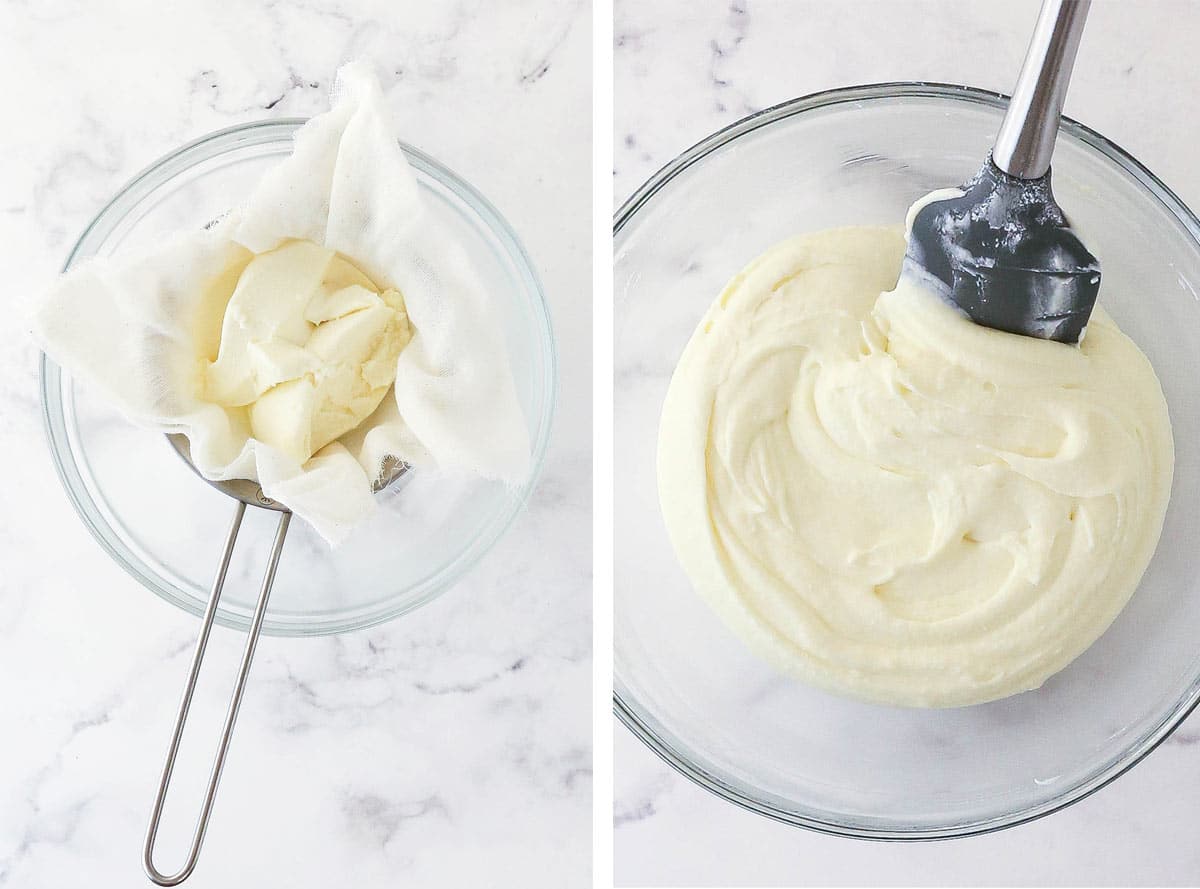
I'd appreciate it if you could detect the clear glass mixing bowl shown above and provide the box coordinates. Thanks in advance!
[42,120,555,636]
[614,83,1200,839]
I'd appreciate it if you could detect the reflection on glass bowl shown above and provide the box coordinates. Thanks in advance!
[614,83,1200,839]
[42,120,556,637]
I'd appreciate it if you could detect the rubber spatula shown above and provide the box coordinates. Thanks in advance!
[904,0,1098,344]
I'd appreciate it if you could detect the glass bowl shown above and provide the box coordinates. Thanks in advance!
[614,83,1200,839]
[42,120,555,636]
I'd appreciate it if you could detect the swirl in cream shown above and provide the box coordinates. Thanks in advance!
[658,226,1173,707]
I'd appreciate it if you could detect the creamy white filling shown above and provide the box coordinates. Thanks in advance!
[203,239,412,465]
[658,225,1173,708]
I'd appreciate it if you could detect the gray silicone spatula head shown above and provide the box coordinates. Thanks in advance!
[904,0,1099,344]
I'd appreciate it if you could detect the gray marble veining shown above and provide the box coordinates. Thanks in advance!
[615,1,1200,886]
[0,1,591,887]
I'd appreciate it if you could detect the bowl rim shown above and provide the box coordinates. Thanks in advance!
[40,117,557,637]
[612,81,1200,841]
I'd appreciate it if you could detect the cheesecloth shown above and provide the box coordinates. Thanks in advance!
[32,63,531,545]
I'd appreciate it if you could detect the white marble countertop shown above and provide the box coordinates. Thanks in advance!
[0,2,590,887]
[615,1,1200,886]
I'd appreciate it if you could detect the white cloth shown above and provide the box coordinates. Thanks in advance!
[32,62,531,545]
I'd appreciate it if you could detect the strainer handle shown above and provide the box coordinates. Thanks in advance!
[142,502,291,886]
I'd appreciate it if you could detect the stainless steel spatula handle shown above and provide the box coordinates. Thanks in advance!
[993,0,1091,180]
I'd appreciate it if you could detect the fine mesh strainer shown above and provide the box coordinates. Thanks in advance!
[39,118,554,881]
[141,434,405,886]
